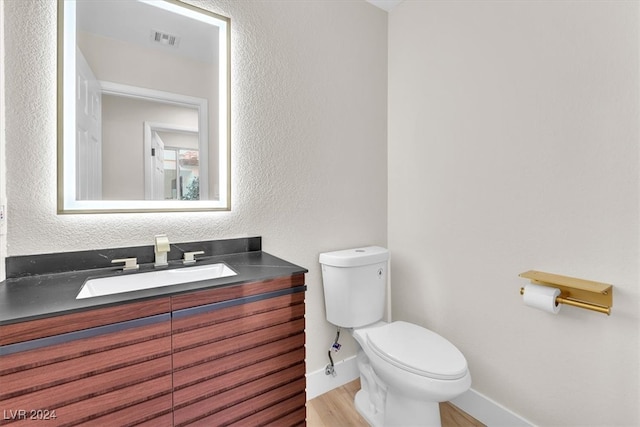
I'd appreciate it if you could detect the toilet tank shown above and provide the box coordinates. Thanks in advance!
[319,246,389,328]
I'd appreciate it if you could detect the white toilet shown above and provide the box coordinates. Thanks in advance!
[319,246,471,427]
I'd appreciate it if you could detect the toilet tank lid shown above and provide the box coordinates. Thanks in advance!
[319,246,389,267]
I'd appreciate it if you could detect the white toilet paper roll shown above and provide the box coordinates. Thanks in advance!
[522,283,561,314]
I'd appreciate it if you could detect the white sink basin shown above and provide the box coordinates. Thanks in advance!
[76,263,237,299]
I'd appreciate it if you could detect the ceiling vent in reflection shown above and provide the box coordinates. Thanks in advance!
[151,30,181,48]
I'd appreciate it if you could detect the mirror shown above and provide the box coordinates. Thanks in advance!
[57,0,230,213]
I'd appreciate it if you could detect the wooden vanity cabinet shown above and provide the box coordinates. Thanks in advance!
[0,299,173,426]
[170,274,307,426]
[0,273,307,427]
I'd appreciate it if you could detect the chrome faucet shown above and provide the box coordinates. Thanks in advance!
[154,234,170,267]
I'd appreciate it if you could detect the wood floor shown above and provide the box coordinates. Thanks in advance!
[307,379,485,427]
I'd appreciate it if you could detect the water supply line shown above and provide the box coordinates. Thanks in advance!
[325,327,341,376]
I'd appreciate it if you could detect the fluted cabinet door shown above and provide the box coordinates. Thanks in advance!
[171,274,307,427]
[0,299,173,427]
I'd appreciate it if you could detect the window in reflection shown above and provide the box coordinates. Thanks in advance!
[163,147,200,201]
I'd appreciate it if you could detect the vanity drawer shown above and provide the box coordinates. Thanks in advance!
[0,298,172,346]
[170,273,305,311]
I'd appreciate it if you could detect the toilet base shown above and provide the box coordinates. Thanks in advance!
[355,389,383,427]
[385,387,442,427]
[355,387,442,427]
[354,347,446,426]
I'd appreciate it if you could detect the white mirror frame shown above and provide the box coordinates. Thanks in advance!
[57,0,230,213]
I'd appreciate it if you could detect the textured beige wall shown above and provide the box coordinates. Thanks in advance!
[2,0,387,374]
[0,1,6,280]
[388,1,639,425]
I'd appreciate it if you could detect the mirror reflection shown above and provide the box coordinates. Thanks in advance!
[58,0,230,213]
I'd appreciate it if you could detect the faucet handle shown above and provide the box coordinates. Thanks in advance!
[112,257,139,271]
[183,251,205,265]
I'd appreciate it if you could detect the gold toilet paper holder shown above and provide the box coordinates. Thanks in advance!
[519,270,613,315]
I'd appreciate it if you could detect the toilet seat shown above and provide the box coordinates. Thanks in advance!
[366,321,468,380]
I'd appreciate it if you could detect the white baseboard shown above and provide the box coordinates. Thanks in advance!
[306,355,359,400]
[451,388,535,427]
[307,355,535,427]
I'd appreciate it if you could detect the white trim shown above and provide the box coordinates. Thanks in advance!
[306,355,359,401]
[100,81,208,110]
[451,389,535,427]
[306,355,535,427]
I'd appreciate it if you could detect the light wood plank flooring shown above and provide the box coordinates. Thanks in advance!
[307,379,485,427]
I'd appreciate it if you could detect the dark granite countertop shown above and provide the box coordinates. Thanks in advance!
[0,237,307,326]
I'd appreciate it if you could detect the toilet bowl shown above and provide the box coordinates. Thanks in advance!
[319,247,471,427]
[351,321,471,426]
